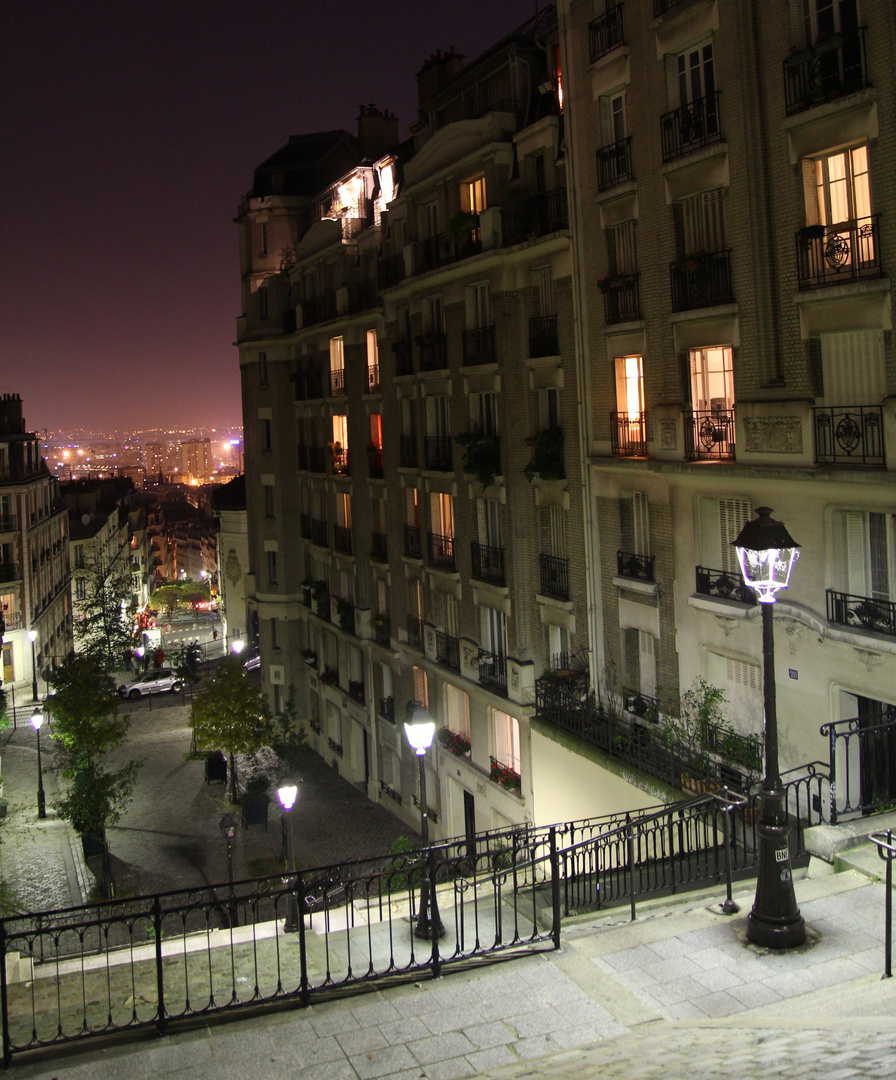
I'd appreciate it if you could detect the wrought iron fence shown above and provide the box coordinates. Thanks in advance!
[310,518,328,547]
[684,409,735,460]
[796,215,882,288]
[428,532,455,572]
[399,434,419,468]
[370,531,388,562]
[823,712,896,824]
[413,231,480,275]
[403,524,422,560]
[478,650,507,695]
[501,188,568,246]
[813,405,884,466]
[695,565,755,605]
[333,525,353,555]
[329,368,346,396]
[610,411,647,456]
[671,250,733,311]
[424,435,453,471]
[462,326,496,365]
[539,553,569,600]
[377,252,405,290]
[418,332,448,371]
[471,542,505,586]
[590,4,624,62]
[596,136,633,191]
[406,614,424,650]
[616,550,654,583]
[602,273,640,322]
[435,631,459,670]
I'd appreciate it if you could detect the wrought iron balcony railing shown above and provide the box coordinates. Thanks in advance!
[374,616,391,647]
[378,695,395,721]
[377,252,405,290]
[611,411,647,456]
[596,136,633,191]
[310,518,328,547]
[367,364,380,394]
[784,28,868,116]
[795,215,882,289]
[489,756,521,792]
[671,250,733,311]
[623,688,659,722]
[333,525,353,555]
[399,434,419,468]
[299,513,312,540]
[601,272,640,322]
[418,332,448,371]
[0,514,17,532]
[654,0,685,14]
[394,336,414,376]
[436,630,460,670]
[684,408,735,460]
[404,524,422,559]
[329,368,346,396]
[0,563,20,584]
[406,614,424,650]
[428,532,456,572]
[660,92,721,161]
[345,278,379,314]
[539,553,569,600]
[301,295,338,327]
[367,446,384,478]
[478,650,508,695]
[501,188,568,246]
[331,446,349,475]
[589,3,624,62]
[424,435,453,471]
[814,404,884,466]
[371,530,388,561]
[462,325,496,366]
[529,313,558,358]
[827,590,896,637]
[695,565,756,605]
[471,542,505,586]
[413,230,481,275]
[347,680,365,703]
[308,446,328,473]
[617,550,655,583]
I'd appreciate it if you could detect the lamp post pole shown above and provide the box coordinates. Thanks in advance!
[30,708,46,819]
[219,813,237,926]
[28,629,38,703]
[278,783,300,933]
[405,703,444,940]
[734,507,806,949]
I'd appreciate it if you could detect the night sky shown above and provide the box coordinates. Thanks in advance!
[6,0,536,434]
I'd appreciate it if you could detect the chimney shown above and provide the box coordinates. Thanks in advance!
[357,104,400,160]
[416,45,466,108]
[0,393,25,437]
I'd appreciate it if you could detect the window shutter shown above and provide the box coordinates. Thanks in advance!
[845,511,867,595]
[639,631,657,698]
[614,356,628,412]
[802,159,820,225]
[821,330,885,406]
[719,498,752,573]
[633,492,649,554]
[624,626,640,688]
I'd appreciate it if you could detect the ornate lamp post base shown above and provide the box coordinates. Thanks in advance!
[746,786,806,949]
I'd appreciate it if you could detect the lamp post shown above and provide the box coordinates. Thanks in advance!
[231,636,245,657]
[27,629,38,703]
[278,783,299,933]
[30,707,46,819]
[404,702,444,940]
[219,813,237,926]
[734,506,806,949]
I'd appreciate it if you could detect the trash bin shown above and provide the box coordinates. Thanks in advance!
[204,750,227,785]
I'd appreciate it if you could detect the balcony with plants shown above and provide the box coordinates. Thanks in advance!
[455,430,500,489]
[437,727,471,758]
[523,426,565,482]
[329,442,349,476]
[489,756,521,794]
[335,597,356,635]
[784,28,868,116]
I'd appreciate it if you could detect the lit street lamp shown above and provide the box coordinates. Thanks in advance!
[734,506,806,949]
[278,783,300,933]
[231,636,245,657]
[27,629,38,703]
[219,813,237,926]
[30,707,46,820]
[404,702,444,940]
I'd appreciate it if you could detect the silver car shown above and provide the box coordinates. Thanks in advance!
[118,667,183,699]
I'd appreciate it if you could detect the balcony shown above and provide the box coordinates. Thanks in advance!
[378,695,395,721]
[299,513,312,541]
[404,524,422,560]
[308,446,328,473]
[374,615,391,647]
[524,426,565,482]
[345,278,378,314]
[611,411,647,456]
[428,532,456,572]
[478,650,507,695]
[589,3,624,62]
[462,325,496,366]
[671,250,733,312]
[371,530,388,561]
[529,314,558,358]
[0,514,17,532]
[456,431,500,487]
[367,364,380,394]
[310,518,329,547]
[331,445,349,475]
[424,435,453,471]
[828,590,896,638]
[695,565,756,605]
[501,188,568,246]
[377,253,405,290]
[435,630,460,670]
[294,367,323,401]
[539,553,569,600]
[684,409,735,460]
[617,550,655,583]
[367,446,384,478]
[660,92,721,162]
[393,337,414,376]
[653,0,685,13]
[623,688,659,723]
[596,136,633,191]
[814,404,884,466]
[329,368,346,397]
[0,563,20,584]
[489,756,521,793]
[418,332,448,371]
[297,444,309,471]
[795,216,882,289]
[784,28,868,116]
[347,679,365,703]
[334,525,353,555]
[302,295,338,327]
[437,727,470,757]
[336,597,356,634]
[407,614,424,650]
[471,542,505,586]
[399,434,418,468]
[413,229,481,275]
[601,273,640,323]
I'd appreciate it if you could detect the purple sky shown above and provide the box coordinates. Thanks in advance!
[6,0,536,434]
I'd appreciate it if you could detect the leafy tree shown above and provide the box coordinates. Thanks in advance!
[48,654,140,896]
[150,584,183,615]
[174,642,203,697]
[180,581,211,611]
[190,658,270,801]
[74,548,133,671]
[268,683,306,768]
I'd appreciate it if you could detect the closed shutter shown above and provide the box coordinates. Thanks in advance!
[639,631,657,698]
[530,267,553,317]
[821,330,885,407]
[718,498,752,573]
[845,510,866,595]
[633,492,649,555]
[802,159,820,225]
[539,506,566,558]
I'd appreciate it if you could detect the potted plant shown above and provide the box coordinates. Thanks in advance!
[336,597,355,632]
[437,727,471,756]
[455,430,500,489]
[523,426,565,482]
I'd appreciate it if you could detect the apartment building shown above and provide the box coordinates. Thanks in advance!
[556,0,896,805]
[0,394,73,689]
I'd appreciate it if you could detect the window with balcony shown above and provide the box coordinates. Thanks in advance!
[493,710,520,775]
[429,492,455,571]
[329,336,345,396]
[696,497,754,603]
[618,491,653,582]
[529,267,558,357]
[672,190,731,310]
[366,330,380,393]
[443,684,471,749]
[829,510,896,636]
[405,487,422,559]
[399,397,418,467]
[785,0,865,114]
[419,295,447,370]
[424,395,452,471]
[472,498,504,585]
[662,40,719,160]
[623,627,657,710]
[686,346,735,459]
[814,330,885,465]
[462,176,487,215]
[335,493,352,555]
[612,355,646,456]
[539,506,569,599]
[463,283,495,365]
[368,414,383,477]
[479,606,507,694]
[331,415,348,474]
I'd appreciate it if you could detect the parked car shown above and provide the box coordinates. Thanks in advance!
[243,647,261,672]
[118,668,183,699]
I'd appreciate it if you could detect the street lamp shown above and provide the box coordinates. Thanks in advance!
[231,636,245,657]
[734,506,806,949]
[27,629,38,703]
[278,783,300,933]
[219,812,237,926]
[404,702,444,940]
[30,707,46,819]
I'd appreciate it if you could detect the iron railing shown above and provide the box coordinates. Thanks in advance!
[377,253,405,290]
[374,616,391,647]
[428,532,455,572]
[823,712,896,823]
[617,550,655,583]
[671,249,733,311]
[367,364,380,395]
[399,434,419,468]
[378,695,394,721]
[367,446,384,478]
[695,565,755,605]
[602,273,640,322]
[529,314,558,358]
[0,515,17,533]
[406,614,424,650]
[610,411,647,456]
[370,531,388,562]
[424,435,453,471]
[539,553,569,600]
[329,368,345,397]
[796,215,882,289]
[684,408,735,460]
[501,188,568,246]
[404,524,422,560]
[302,295,338,326]
[471,542,505,585]
[589,3,624,62]
[435,630,459,670]
[308,446,328,473]
[784,28,868,116]
[413,230,481,275]
[418,332,448,371]
[310,519,328,547]
[462,326,496,365]
[331,447,349,475]
[660,92,721,161]
[596,136,633,191]
[827,590,896,637]
[478,650,508,695]
[346,278,379,314]
[394,337,414,376]
[0,563,20,584]
[813,404,884,466]
[333,525,353,555]
[623,689,659,722]
[489,756,521,793]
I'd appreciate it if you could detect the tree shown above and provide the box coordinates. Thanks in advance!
[48,654,140,897]
[150,583,183,616]
[180,581,211,612]
[74,547,133,671]
[190,658,270,801]
[174,642,203,697]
